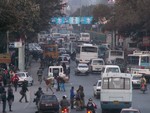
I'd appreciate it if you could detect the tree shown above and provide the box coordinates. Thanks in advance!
[114,0,150,39]
[0,0,65,49]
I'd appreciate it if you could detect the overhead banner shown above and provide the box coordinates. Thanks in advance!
[51,16,93,25]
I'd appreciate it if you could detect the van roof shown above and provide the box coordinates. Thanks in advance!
[102,73,132,78]
[104,65,120,68]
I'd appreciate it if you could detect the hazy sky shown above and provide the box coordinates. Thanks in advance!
[68,0,107,12]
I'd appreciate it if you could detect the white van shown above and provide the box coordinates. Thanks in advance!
[48,66,65,77]
[101,65,121,74]
[90,58,105,72]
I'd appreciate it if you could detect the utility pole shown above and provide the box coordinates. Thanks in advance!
[6,31,9,53]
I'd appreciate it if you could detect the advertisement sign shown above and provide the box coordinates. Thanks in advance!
[0,53,11,63]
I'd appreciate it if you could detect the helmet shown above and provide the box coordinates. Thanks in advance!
[88,98,92,101]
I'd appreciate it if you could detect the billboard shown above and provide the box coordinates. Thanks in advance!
[51,16,93,25]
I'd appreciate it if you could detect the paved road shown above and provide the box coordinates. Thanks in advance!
[1,60,150,113]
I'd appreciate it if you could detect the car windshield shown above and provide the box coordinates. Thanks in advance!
[106,68,119,73]
[17,73,25,77]
[41,95,57,102]
[121,111,139,113]
[93,60,104,65]
[98,81,101,86]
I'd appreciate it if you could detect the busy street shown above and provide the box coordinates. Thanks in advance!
[0,58,150,113]
[1,0,150,113]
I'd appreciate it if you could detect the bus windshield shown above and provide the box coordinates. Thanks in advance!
[102,77,130,89]
[82,47,97,52]
[127,56,139,65]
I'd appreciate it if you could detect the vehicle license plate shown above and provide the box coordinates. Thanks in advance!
[46,104,52,106]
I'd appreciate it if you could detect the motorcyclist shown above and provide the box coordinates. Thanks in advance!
[86,98,96,113]
[60,95,70,110]
[34,87,43,105]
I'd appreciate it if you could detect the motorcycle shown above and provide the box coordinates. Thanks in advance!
[61,107,69,113]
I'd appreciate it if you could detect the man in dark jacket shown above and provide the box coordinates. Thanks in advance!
[1,90,7,113]
[19,80,28,103]
[70,86,75,109]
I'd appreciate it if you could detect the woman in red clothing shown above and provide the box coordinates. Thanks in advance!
[11,72,19,91]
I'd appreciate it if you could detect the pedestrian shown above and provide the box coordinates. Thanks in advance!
[60,77,65,92]
[70,86,75,109]
[19,80,29,103]
[0,82,5,103]
[11,72,19,91]
[44,77,54,94]
[2,70,7,87]
[62,62,66,74]
[1,89,7,113]
[7,85,14,112]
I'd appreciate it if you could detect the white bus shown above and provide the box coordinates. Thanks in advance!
[76,43,98,63]
[79,33,90,42]
[127,51,150,82]
[105,50,124,64]
[101,73,132,113]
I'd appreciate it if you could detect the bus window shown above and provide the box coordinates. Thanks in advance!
[141,56,149,63]
[102,78,108,89]
[103,78,130,89]
[111,51,123,56]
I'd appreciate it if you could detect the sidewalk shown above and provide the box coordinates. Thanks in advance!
[0,87,31,113]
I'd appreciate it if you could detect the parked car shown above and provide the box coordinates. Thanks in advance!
[75,63,89,75]
[16,72,33,86]
[120,108,141,113]
[37,94,59,113]
[132,74,142,89]
[93,80,101,99]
